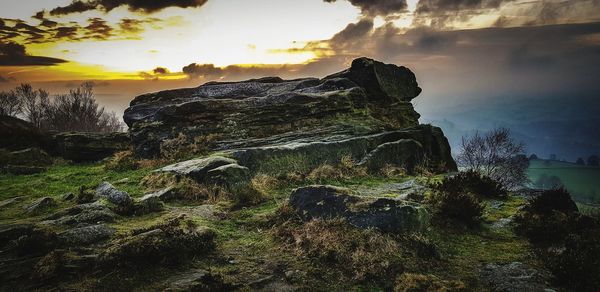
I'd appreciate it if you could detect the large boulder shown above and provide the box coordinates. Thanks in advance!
[0,115,49,151]
[124,58,423,158]
[50,132,130,162]
[289,185,429,233]
[158,156,238,182]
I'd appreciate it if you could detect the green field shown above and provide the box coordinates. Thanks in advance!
[527,159,600,204]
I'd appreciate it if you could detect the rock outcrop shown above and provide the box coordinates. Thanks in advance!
[0,116,49,151]
[289,185,429,233]
[125,58,424,159]
[50,132,130,162]
[125,57,456,174]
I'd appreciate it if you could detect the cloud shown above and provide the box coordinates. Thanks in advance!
[152,67,170,74]
[182,63,223,79]
[48,0,209,16]
[0,41,67,66]
[324,0,408,16]
[84,17,113,40]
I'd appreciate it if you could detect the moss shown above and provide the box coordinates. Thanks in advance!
[394,273,466,292]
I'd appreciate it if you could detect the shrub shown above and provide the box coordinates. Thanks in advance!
[514,188,580,244]
[426,191,485,224]
[105,150,139,171]
[307,164,344,182]
[273,218,405,282]
[380,164,407,178]
[435,170,506,198]
[159,133,219,160]
[548,229,600,291]
[523,188,578,215]
[394,273,466,292]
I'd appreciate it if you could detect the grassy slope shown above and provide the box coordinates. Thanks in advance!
[0,162,540,290]
[528,159,600,203]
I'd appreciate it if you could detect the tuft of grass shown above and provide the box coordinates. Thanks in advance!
[394,273,466,292]
[272,217,405,283]
[105,150,139,171]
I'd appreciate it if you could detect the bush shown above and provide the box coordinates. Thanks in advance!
[105,150,139,171]
[426,191,485,224]
[514,188,580,244]
[394,273,466,292]
[273,218,405,283]
[548,229,600,291]
[159,133,219,160]
[435,170,506,198]
[523,188,578,215]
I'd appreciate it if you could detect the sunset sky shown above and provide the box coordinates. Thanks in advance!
[1,0,599,159]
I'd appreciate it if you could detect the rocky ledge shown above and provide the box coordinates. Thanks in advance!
[124,57,456,173]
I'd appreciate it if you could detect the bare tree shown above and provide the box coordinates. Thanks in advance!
[0,90,22,116]
[14,84,51,129]
[8,82,124,133]
[46,82,124,132]
[457,128,528,189]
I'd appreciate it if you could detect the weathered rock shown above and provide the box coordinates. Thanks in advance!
[230,124,456,175]
[140,187,178,202]
[0,115,49,151]
[134,195,164,215]
[480,262,554,292]
[24,197,56,213]
[43,202,117,226]
[164,269,233,291]
[95,182,133,208]
[206,163,250,186]
[358,139,423,172]
[158,156,238,182]
[50,131,130,162]
[0,148,53,166]
[289,185,429,233]
[99,225,216,266]
[58,224,115,245]
[0,224,35,248]
[124,58,423,158]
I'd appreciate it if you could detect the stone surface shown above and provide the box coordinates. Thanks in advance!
[124,58,424,158]
[159,156,238,182]
[95,182,133,207]
[206,163,250,186]
[140,187,178,202]
[0,115,49,151]
[58,224,115,245]
[50,131,130,162]
[164,269,233,291]
[42,202,116,226]
[480,262,554,292]
[289,185,429,233]
[24,197,56,213]
[230,124,456,175]
[0,148,53,166]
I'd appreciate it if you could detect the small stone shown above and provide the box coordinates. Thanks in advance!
[95,182,133,207]
[24,197,56,213]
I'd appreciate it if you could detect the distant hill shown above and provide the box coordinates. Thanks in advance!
[528,159,600,204]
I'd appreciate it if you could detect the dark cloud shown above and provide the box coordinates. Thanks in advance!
[324,0,408,16]
[331,18,374,44]
[153,67,169,74]
[416,0,506,13]
[182,63,224,79]
[0,42,67,66]
[84,18,113,40]
[48,0,209,16]
[54,25,80,39]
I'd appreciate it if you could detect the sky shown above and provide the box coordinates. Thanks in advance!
[1,0,599,160]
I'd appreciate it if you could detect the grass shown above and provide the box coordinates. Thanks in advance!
[0,158,551,290]
[528,159,600,203]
